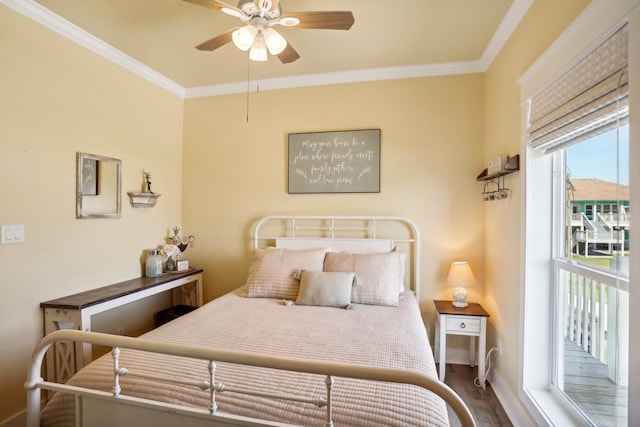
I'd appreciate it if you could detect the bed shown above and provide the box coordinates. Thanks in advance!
[27,216,475,427]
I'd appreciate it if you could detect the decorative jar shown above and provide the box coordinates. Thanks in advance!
[145,249,163,278]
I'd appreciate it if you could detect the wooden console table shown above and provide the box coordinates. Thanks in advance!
[41,269,203,382]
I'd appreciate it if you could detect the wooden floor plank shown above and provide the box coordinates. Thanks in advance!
[440,363,512,427]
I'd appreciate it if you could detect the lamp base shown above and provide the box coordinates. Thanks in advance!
[451,287,468,308]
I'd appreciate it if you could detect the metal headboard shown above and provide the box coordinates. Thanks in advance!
[253,215,421,297]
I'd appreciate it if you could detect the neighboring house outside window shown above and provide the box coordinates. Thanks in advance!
[568,178,630,258]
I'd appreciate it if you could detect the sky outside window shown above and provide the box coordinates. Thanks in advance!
[567,125,629,185]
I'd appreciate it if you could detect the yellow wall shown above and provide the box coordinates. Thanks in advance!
[182,76,486,307]
[483,0,590,407]
[0,5,184,420]
[0,0,596,423]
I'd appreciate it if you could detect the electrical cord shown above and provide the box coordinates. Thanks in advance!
[474,347,499,388]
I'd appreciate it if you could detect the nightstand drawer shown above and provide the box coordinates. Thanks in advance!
[446,316,481,333]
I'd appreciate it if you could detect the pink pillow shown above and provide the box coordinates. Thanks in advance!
[324,251,401,306]
[244,248,327,300]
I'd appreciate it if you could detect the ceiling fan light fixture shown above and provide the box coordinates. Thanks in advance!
[249,34,268,61]
[263,28,287,55]
[186,0,354,64]
[232,25,257,51]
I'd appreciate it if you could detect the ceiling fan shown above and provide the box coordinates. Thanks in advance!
[183,0,355,63]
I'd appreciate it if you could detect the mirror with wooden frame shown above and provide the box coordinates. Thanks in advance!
[76,152,122,219]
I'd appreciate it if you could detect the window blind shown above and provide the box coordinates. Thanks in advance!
[527,25,628,152]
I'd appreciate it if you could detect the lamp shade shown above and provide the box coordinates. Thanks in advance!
[263,28,287,55]
[232,25,258,51]
[446,262,476,287]
[447,261,475,308]
[249,34,268,61]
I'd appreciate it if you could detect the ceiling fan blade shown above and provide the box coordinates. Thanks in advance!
[280,11,354,30]
[277,43,300,64]
[196,28,236,51]
[182,0,242,15]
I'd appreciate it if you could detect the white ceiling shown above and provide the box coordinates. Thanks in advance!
[7,0,532,97]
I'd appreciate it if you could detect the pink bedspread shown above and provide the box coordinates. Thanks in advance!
[41,287,449,426]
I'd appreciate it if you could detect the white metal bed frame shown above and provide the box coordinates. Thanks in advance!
[253,215,421,296]
[26,215,475,427]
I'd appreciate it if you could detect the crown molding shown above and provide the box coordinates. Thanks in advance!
[479,0,534,71]
[2,0,186,98]
[184,62,484,98]
[4,0,531,99]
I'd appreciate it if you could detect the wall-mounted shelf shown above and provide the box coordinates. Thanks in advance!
[476,155,520,181]
[127,192,160,208]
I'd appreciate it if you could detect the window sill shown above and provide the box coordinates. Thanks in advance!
[523,388,583,427]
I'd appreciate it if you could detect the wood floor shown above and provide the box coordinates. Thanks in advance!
[440,363,513,427]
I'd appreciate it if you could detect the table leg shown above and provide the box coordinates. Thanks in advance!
[469,336,476,368]
[478,318,487,389]
[43,308,84,383]
[438,315,447,381]
[79,311,92,369]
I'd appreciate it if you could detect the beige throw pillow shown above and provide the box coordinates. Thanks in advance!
[295,270,356,307]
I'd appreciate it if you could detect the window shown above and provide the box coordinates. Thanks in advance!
[555,126,629,426]
[585,204,594,220]
[523,24,630,426]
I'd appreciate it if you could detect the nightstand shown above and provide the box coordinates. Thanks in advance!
[433,300,490,388]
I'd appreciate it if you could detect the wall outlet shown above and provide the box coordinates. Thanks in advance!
[497,338,503,356]
[117,326,125,336]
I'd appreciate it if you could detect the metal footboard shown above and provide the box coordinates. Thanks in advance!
[27,329,476,427]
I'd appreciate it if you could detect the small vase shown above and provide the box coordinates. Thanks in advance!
[165,256,176,271]
[145,249,163,278]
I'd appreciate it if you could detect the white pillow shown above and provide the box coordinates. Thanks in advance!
[295,270,356,307]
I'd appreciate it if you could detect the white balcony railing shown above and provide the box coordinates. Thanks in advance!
[598,211,630,229]
[556,257,629,386]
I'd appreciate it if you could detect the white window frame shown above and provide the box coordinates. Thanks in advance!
[518,1,640,425]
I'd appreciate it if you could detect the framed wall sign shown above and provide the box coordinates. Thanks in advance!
[288,129,381,194]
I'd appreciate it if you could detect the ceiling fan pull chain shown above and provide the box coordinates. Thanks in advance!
[256,61,261,93]
[246,58,251,123]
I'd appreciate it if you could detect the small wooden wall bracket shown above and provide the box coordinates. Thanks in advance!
[476,154,520,181]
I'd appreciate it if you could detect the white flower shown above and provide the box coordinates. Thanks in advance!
[161,244,181,259]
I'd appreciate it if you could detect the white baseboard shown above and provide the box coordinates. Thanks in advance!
[488,368,535,426]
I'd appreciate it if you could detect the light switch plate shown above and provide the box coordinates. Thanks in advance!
[2,224,25,244]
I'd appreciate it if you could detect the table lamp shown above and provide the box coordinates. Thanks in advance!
[447,261,476,308]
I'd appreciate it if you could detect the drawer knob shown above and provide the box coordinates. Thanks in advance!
[460,322,466,329]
